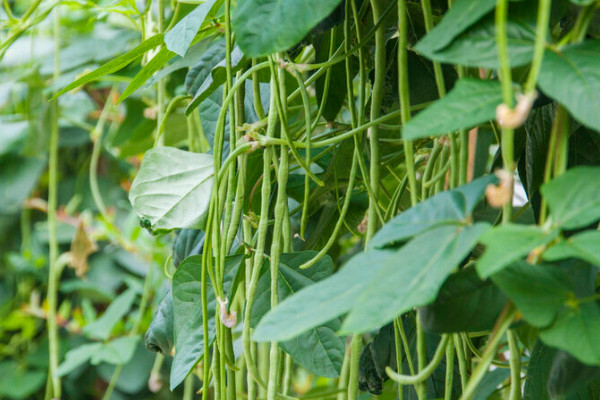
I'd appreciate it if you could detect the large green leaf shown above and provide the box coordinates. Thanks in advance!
[370,174,497,248]
[420,267,507,333]
[129,147,214,233]
[540,166,600,230]
[537,261,600,365]
[341,223,490,334]
[232,0,343,57]
[538,40,600,132]
[164,0,218,57]
[544,231,600,267]
[145,289,174,355]
[540,302,600,365]
[416,3,536,69]
[476,224,559,278]
[491,260,573,327]
[52,34,164,99]
[253,249,391,342]
[403,79,502,140]
[172,229,205,268]
[185,43,248,115]
[171,254,243,390]
[251,252,344,378]
[415,0,496,54]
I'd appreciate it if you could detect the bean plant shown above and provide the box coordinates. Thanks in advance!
[1,0,600,399]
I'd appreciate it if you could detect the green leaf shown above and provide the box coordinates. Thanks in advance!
[164,0,218,57]
[251,252,344,378]
[117,47,175,103]
[341,223,490,334]
[186,44,248,115]
[524,341,555,400]
[184,40,226,95]
[129,147,214,233]
[0,154,46,214]
[57,343,102,377]
[538,261,600,365]
[540,166,600,230]
[403,79,502,140]
[90,336,140,365]
[544,231,600,266]
[52,34,164,99]
[171,254,244,390]
[416,3,536,69]
[57,336,140,377]
[145,289,174,355]
[473,369,511,400]
[548,350,600,398]
[253,249,391,342]
[415,0,496,54]
[0,119,27,156]
[476,224,559,278]
[172,229,205,268]
[82,288,137,340]
[0,362,46,399]
[491,260,573,327]
[538,41,600,131]
[370,174,497,248]
[420,267,507,333]
[540,302,600,365]
[232,0,344,57]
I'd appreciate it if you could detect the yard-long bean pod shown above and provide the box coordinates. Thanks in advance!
[386,335,450,384]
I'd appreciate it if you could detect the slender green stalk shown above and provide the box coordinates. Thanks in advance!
[337,345,351,400]
[507,330,521,400]
[183,373,194,400]
[444,339,455,400]
[366,0,385,241]
[347,335,362,400]
[398,0,418,206]
[453,334,468,391]
[421,0,446,97]
[46,8,61,399]
[266,62,291,400]
[460,306,516,400]
[415,314,427,398]
[524,0,551,94]
[300,149,359,269]
[496,0,515,223]
[293,70,313,239]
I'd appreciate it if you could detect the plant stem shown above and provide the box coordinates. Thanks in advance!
[524,0,551,94]
[444,339,455,400]
[496,0,515,223]
[460,305,516,400]
[507,330,521,400]
[398,0,418,207]
[366,0,385,241]
[46,7,61,399]
[347,335,362,400]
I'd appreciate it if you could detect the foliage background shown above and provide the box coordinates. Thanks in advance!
[1,0,600,399]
